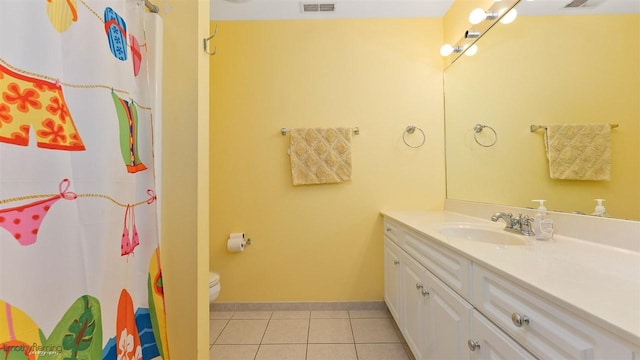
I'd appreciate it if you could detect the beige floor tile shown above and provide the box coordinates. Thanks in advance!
[351,318,400,343]
[262,319,309,344]
[310,310,349,319]
[306,343,357,360]
[215,319,268,344]
[255,344,307,360]
[308,319,354,343]
[232,311,272,319]
[272,310,310,319]
[211,311,234,320]
[210,319,228,344]
[349,309,389,319]
[356,343,410,360]
[209,344,258,360]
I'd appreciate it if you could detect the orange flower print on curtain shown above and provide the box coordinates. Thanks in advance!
[0,63,85,151]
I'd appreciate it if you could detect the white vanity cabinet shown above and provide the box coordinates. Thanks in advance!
[384,235,473,360]
[473,265,634,359]
[382,216,635,360]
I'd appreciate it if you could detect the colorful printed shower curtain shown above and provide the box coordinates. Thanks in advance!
[0,1,169,359]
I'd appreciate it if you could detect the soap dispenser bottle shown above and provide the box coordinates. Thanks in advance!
[592,199,606,217]
[532,200,553,240]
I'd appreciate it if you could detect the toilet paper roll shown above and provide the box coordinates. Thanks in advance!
[227,237,245,252]
[229,232,245,239]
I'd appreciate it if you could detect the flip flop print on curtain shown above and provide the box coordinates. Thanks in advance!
[111,92,147,173]
[121,205,140,256]
[103,7,144,76]
[46,0,79,33]
[0,63,86,151]
[0,179,77,246]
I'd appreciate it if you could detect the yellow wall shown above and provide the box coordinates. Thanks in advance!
[210,18,445,302]
[445,14,640,219]
[161,0,210,358]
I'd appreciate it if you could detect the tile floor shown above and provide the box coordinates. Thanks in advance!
[210,309,413,360]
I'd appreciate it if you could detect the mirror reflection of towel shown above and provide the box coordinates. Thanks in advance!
[544,124,611,181]
[289,128,352,185]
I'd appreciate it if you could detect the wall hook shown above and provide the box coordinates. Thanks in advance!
[204,23,218,56]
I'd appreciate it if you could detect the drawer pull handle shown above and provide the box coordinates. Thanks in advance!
[511,312,530,327]
[467,339,481,351]
[386,227,393,232]
[416,283,424,290]
[421,289,430,297]
[393,260,400,265]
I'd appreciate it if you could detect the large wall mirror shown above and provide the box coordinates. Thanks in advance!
[444,0,640,221]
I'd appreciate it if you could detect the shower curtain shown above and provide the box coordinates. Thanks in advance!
[0,1,169,359]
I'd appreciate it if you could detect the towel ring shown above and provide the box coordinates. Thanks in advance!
[473,124,497,147]
[403,125,425,148]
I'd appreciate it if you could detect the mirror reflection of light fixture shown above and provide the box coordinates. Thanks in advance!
[499,8,518,24]
[469,8,499,25]
[440,44,464,57]
[464,44,478,56]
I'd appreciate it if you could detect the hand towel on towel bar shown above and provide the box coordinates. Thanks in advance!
[289,128,352,185]
[544,124,611,180]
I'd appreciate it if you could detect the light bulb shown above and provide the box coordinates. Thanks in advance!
[499,8,517,24]
[464,44,478,56]
[440,44,454,56]
[468,8,487,24]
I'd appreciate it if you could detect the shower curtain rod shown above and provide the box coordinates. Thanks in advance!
[145,0,159,13]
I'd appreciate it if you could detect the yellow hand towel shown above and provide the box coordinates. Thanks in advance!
[544,124,611,181]
[289,128,352,185]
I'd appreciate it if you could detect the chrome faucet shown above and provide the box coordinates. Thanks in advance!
[491,212,535,236]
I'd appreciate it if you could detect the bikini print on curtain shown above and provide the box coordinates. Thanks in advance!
[0,1,169,359]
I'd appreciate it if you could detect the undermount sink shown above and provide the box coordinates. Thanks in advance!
[437,223,528,246]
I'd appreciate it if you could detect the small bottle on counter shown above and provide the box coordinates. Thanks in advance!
[532,200,553,240]
[592,199,607,217]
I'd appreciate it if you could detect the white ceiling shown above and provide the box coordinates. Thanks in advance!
[210,0,639,22]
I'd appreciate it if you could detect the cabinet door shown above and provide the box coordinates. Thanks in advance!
[469,310,535,360]
[473,265,634,359]
[424,270,473,360]
[384,238,402,323]
[401,252,427,360]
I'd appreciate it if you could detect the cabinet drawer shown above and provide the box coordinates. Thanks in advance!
[403,227,471,300]
[383,219,401,245]
[473,265,633,360]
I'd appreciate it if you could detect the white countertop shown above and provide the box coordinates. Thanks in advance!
[381,210,640,348]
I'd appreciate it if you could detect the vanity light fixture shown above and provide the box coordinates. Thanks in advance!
[469,8,499,25]
[499,8,518,24]
[440,44,464,56]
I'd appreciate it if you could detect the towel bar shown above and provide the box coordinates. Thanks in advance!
[530,124,619,132]
[281,127,360,136]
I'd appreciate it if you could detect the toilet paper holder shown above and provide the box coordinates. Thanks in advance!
[229,233,252,246]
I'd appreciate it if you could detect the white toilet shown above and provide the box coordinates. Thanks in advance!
[209,272,220,302]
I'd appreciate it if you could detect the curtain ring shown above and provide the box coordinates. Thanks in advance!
[473,124,497,147]
[403,125,425,148]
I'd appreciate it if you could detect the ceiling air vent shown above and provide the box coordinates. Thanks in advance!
[301,2,336,12]
[564,0,606,9]
[564,0,589,7]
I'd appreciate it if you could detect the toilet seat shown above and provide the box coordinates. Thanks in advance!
[209,272,220,288]
[209,272,220,303]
